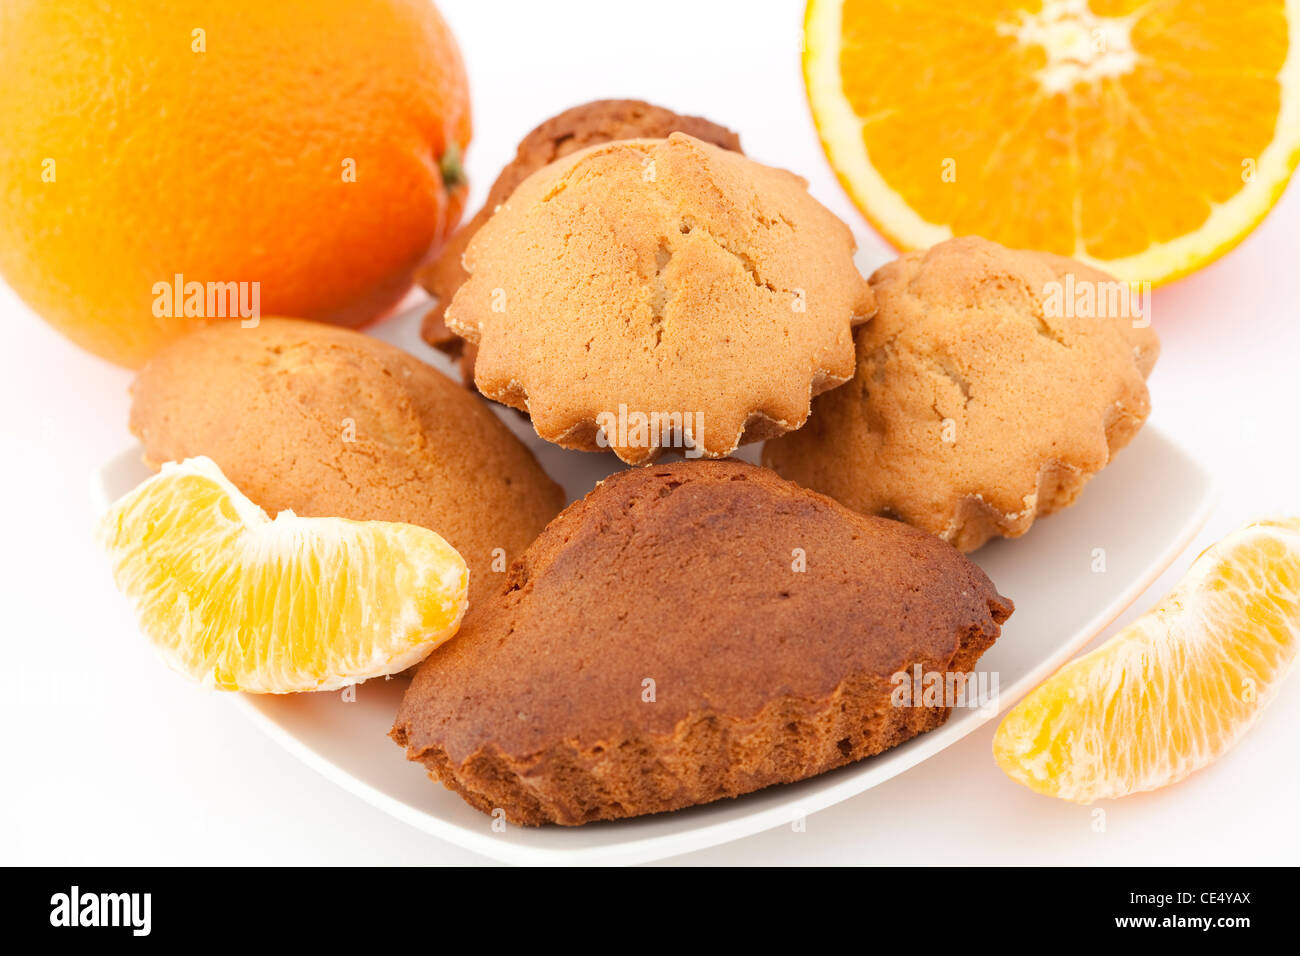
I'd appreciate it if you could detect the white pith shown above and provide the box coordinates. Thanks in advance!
[1000,0,1138,96]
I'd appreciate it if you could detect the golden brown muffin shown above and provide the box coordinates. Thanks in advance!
[392,460,1012,826]
[420,98,744,385]
[446,133,875,465]
[764,236,1160,551]
[129,318,565,602]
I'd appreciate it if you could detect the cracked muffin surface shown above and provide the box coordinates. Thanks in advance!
[419,98,744,385]
[392,459,1012,825]
[444,133,874,464]
[763,236,1160,551]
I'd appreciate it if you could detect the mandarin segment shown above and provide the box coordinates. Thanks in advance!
[994,518,1300,802]
[97,457,469,693]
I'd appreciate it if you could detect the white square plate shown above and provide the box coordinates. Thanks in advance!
[91,304,1214,866]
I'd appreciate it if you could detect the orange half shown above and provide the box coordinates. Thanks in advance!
[804,0,1300,283]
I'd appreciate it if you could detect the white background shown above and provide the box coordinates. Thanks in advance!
[2,0,1297,865]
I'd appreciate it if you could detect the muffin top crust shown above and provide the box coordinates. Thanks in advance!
[446,133,875,464]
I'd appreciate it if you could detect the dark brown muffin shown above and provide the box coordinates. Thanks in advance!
[129,318,565,604]
[392,460,1012,825]
[419,99,743,384]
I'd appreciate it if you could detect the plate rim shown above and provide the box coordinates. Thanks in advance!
[93,433,1217,866]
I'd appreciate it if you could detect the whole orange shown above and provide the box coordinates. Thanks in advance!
[0,0,471,367]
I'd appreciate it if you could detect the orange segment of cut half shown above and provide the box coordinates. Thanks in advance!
[97,457,469,693]
[804,0,1300,283]
[994,518,1300,802]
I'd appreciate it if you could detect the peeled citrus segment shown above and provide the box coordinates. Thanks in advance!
[994,518,1300,802]
[804,0,1300,283]
[97,457,469,693]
